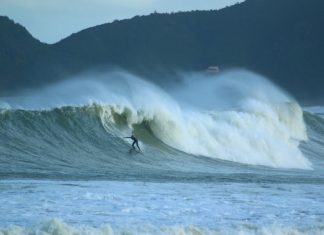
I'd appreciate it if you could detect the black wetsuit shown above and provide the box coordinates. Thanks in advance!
[125,135,140,150]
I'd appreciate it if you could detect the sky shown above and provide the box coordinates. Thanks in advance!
[0,0,244,44]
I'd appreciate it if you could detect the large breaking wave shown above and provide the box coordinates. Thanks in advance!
[0,70,317,178]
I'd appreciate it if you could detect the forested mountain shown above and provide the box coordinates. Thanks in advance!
[1,0,323,102]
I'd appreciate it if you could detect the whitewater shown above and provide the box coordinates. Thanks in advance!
[0,70,324,234]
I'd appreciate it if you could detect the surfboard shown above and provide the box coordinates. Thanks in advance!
[129,148,142,154]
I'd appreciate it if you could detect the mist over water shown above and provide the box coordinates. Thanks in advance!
[1,69,292,110]
[171,70,292,110]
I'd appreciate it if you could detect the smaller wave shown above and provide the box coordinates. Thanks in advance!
[301,111,324,164]
[1,218,324,235]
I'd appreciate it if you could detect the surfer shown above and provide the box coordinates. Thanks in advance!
[124,134,140,151]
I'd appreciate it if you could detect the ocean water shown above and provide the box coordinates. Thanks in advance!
[0,70,324,234]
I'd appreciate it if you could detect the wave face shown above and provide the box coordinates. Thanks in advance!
[0,70,321,180]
